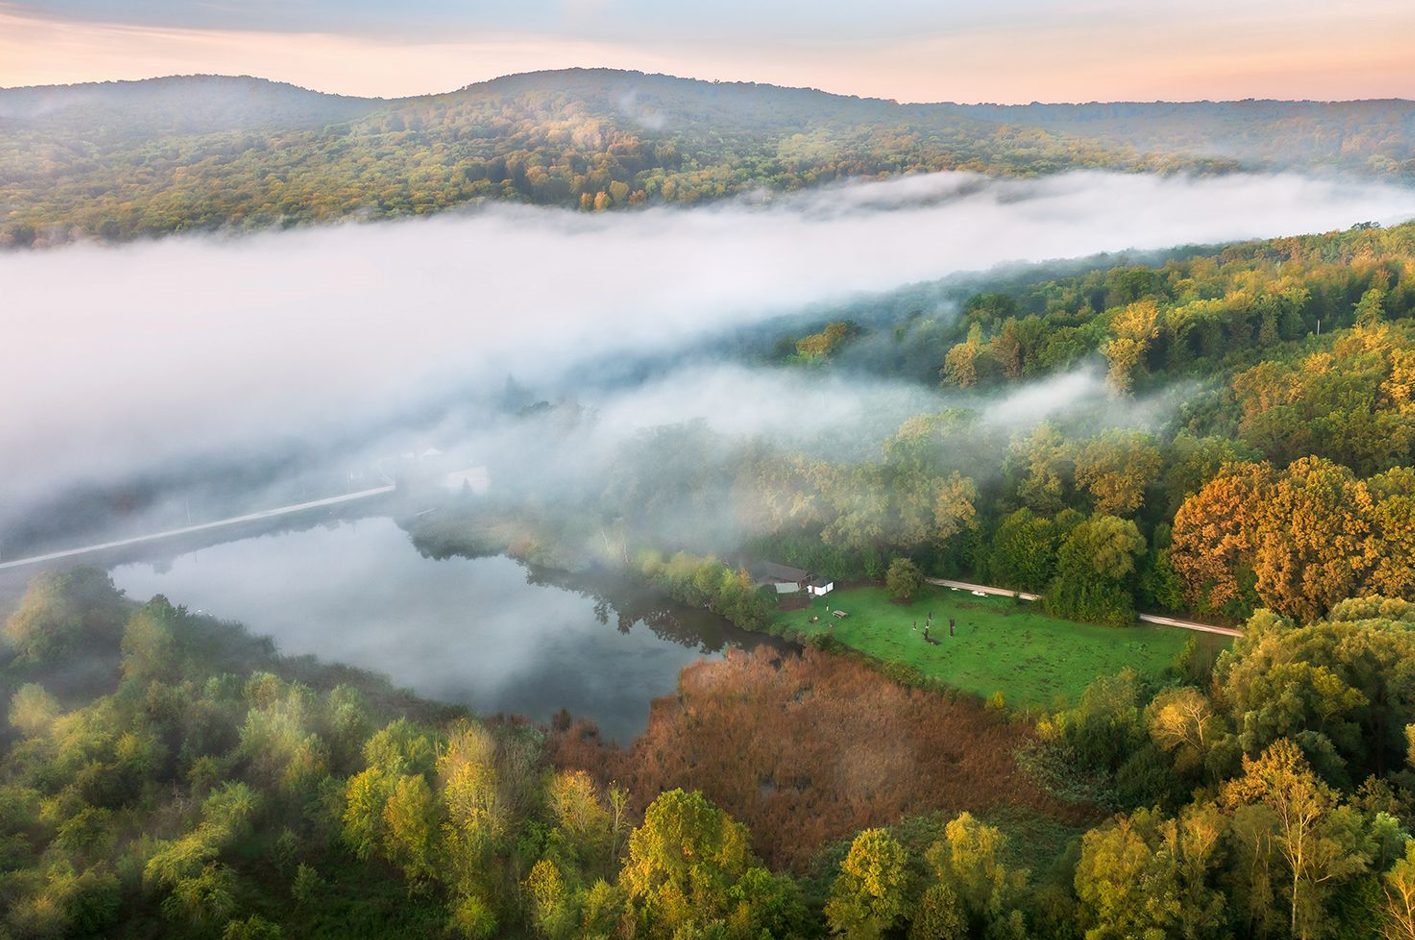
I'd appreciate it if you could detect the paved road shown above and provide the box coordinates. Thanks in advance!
[0,485,397,572]
[926,576,1241,637]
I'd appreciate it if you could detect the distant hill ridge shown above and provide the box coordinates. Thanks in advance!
[2,68,1413,246]
[0,74,380,137]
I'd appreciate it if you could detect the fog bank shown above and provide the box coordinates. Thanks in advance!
[6,169,1414,517]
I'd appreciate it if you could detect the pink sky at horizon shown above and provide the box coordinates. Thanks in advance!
[2,4,1414,103]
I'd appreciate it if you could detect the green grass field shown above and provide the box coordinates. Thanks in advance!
[775,584,1228,709]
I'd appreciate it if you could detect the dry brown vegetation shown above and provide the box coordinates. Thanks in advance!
[550,646,1097,870]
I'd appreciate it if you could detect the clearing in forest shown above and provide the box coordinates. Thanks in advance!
[774,584,1227,708]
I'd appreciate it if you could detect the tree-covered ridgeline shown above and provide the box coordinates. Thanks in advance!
[24,68,1415,247]
[0,70,1177,248]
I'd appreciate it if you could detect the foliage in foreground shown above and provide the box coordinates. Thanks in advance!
[5,571,1415,936]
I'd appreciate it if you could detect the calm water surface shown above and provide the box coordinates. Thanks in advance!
[110,518,741,741]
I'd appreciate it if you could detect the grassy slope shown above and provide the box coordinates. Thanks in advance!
[775,584,1227,708]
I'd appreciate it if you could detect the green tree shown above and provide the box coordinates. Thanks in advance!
[825,827,909,939]
[1073,430,1161,517]
[1221,739,1379,939]
[1075,803,1227,940]
[383,773,439,883]
[924,813,1028,937]
[886,557,924,602]
[2,568,126,665]
[987,508,1058,592]
[525,859,579,940]
[1383,839,1415,940]
[1355,287,1386,328]
[1045,515,1146,626]
[9,683,60,737]
[618,789,774,939]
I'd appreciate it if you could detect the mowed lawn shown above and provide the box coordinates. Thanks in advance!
[775,584,1228,709]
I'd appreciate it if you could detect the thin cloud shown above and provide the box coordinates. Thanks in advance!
[4,170,1414,519]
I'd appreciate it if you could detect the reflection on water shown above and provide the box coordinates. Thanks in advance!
[110,517,743,742]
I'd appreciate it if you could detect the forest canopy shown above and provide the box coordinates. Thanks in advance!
[12,69,1415,247]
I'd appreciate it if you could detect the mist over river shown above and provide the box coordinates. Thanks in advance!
[110,517,749,741]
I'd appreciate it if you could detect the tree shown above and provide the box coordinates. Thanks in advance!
[525,859,578,940]
[1102,299,1161,393]
[825,828,909,939]
[438,721,505,897]
[1213,602,1415,782]
[886,557,924,603]
[1231,324,1415,476]
[9,683,60,737]
[1147,687,1218,776]
[924,813,1028,938]
[1075,803,1227,940]
[618,789,765,939]
[796,321,854,360]
[1073,430,1161,517]
[988,508,1059,592]
[992,318,1025,379]
[1074,808,1183,939]
[223,915,283,939]
[1045,515,1146,626]
[1162,432,1254,515]
[382,773,438,883]
[120,597,183,683]
[1171,462,1272,617]
[1369,468,1415,599]
[1039,669,1147,772]
[1355,287,1386,328]
[547,769,613,876]
[909,884,966,940]
[1250,457,1376,622]
[933,472,979,545]
[1221,739,1376,939]
[942,329,983,388]
[1383,840,1415,940]
[2,568,126,665]
[342,719,439,864]
[1011,423,1074,515]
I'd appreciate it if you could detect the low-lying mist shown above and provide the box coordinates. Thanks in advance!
[6,169,1415,537]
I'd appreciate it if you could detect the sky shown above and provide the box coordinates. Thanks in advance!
[2,0,1413,102]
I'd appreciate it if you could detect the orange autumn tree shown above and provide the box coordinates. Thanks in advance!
[1171,462,1273,616]
[1174,457,1414,620]
[1249,457,1377,622]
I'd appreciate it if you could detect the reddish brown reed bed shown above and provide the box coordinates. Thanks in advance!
[550,645,1096,870]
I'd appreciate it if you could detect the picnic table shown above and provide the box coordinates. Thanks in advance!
[832,609,848,619]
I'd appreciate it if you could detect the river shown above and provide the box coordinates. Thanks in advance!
[110,516,758,742]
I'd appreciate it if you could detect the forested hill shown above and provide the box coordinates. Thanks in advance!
[4,68,1414,245]
[0,75,380,140]
[0,70,1156,246]
[962,99,1415,177]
